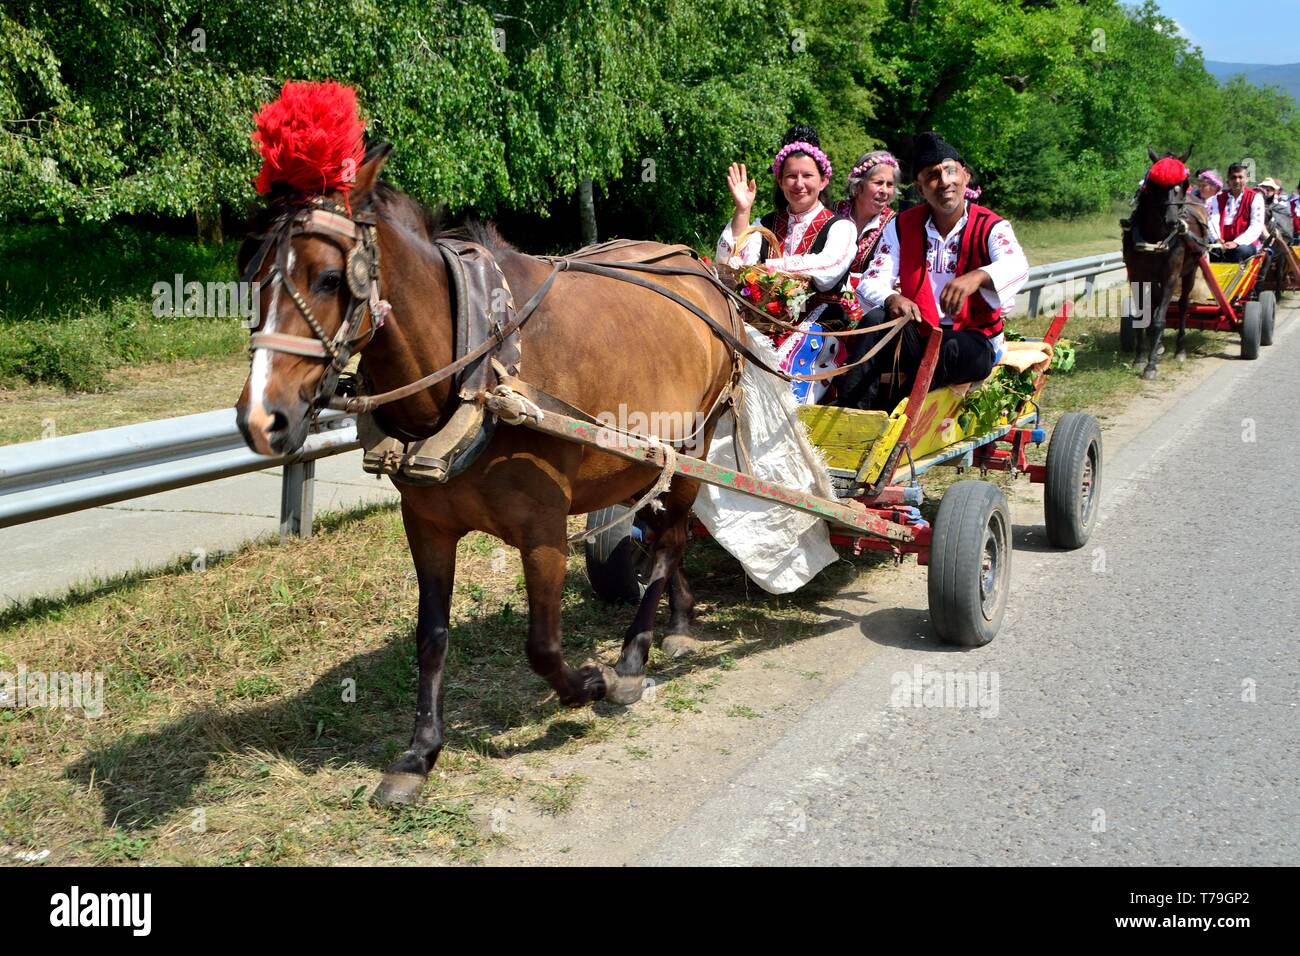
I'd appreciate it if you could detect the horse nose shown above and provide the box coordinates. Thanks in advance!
[243,399,291,456]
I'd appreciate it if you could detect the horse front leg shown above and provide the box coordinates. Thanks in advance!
[1174,269,1195,363]
[1143,281,1177,380]
[1132,280,1149,367]
[374,502,459,806]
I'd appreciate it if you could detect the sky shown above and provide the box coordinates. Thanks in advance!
[1155,0,1299,65]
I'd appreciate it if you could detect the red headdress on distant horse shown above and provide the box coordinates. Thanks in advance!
[251,80,366,201]
[1146,156,1188,188]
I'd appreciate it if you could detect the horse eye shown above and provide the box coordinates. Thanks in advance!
[314,270,342,294]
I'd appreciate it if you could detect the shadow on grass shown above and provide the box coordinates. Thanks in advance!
[59,534,898,830]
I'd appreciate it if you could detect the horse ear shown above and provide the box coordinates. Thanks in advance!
[1147,146,1159,163]
[1180,144,1194,163]
[350,142,393,204]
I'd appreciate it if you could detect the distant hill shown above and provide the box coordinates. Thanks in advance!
[1205,61,1300,101]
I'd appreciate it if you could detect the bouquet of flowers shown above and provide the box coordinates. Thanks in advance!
[713,225,810,331]
[735,263,811,325]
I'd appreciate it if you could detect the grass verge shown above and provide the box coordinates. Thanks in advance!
[0,223,245,391]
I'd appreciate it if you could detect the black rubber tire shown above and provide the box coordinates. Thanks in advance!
[1259,291,1276,346]
[1044,412,1103,550]
[1119,310,1137,354]
[583,506,651,604]
[927,481,1012,648]
[1240,301,1263,360]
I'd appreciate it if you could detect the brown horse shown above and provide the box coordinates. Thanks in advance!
[1122,147,1208,379]
[234,147,738,804]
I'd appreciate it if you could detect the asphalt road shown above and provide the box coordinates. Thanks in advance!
[642,306,1300,866]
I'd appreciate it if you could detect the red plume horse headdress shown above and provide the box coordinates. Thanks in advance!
[252,80,366,202]
[1146,156,1188,188]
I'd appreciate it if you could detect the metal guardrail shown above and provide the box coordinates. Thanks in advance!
[0,409,359,536]
[1021,251,1126,318]
[0,250,1127,538]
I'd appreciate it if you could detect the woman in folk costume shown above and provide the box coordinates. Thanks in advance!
[1190,167,1223,204]
[830,149,900,407]
[836,149,900,281]
[717,125,857,403]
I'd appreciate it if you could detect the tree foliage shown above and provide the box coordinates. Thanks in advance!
[1,0,1297,238]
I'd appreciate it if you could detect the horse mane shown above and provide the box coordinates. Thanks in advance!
[370,183,515,254]
[435,217,516,254]
[237,175,516,281]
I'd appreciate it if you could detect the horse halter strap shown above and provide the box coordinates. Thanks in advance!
[1128,182,1208,254]
[246,197,386,374]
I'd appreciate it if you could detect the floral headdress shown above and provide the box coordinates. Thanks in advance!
[771,141,832,179]
[849,153,899,179]
[1195,168,1224,191]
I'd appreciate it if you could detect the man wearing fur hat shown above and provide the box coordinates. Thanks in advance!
[843,131,1028,409]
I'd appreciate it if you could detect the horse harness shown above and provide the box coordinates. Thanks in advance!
[244,199,904,487]
[1123,192,1211,255]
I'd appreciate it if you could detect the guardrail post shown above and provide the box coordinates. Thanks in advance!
[1027,288,1041,319]
[280,460,315,541]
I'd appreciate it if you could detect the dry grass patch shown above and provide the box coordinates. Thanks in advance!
[0,496,886,866]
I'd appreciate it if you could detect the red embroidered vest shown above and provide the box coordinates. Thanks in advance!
[897,202,1005,336]
[758,207,837,260]
[1219,187,1257,243]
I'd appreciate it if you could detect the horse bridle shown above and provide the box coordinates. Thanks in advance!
[242,196,389,401]
[1130,180,1208,254]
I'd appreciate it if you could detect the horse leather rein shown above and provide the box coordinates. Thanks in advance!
[240,199,905,415]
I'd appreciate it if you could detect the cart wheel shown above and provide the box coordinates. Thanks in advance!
[584,506,652,604]
[1240,301,1263,360]
[1044,413,1103,550]
[1259,291,1276,346]
[1119,310,1137,353]
[928,481,1012,648]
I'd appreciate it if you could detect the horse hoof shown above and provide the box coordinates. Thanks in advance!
[372,771,426,807]
[662,633,704,659]
[1157,344,1165,356]
[1141,367,1158,381]
[597,664,647,705]
[1176,351,1187,364]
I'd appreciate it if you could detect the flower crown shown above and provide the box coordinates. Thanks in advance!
[850,154,899,179]
[1196,169,1224,190]
[771,141,832,179]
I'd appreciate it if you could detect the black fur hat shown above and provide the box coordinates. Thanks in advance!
[912,131,964,173]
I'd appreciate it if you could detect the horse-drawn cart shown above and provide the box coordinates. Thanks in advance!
[1120,251,1277,360]
[1264,225,1300,296]
[576,304,1100,648]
